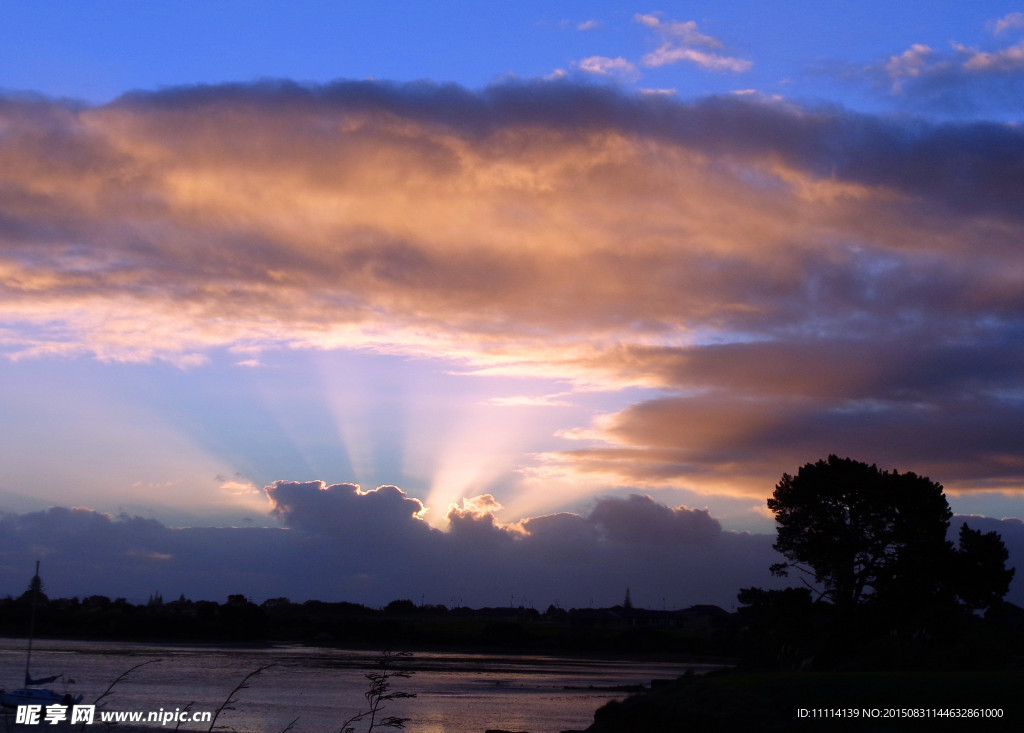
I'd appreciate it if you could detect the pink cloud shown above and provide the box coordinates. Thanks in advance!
[960,40,1024,72]
[576,55,638,77]
[991,12,1024,36]
[634,14,751,72]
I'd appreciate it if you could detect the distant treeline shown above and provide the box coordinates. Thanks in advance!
[0,591,736,656]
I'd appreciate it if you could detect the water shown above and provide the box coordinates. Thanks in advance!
[1,639,724,733]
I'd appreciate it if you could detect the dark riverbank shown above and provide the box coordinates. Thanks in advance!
[0,594,736,658]
[575,599,1024,732]
[583,668,1024,732]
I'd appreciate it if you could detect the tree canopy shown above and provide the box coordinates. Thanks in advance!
[767,455,1013,613]
[954,522,1015,611]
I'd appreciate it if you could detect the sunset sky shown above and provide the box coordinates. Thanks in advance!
[2,2,1024,608]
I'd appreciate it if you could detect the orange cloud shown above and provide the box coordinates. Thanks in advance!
[1,83,1011,368]
[4,81,1024,510]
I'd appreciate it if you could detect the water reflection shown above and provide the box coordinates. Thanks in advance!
[0,639,725,733]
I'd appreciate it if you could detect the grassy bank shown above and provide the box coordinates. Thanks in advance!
[585,669,1024,732]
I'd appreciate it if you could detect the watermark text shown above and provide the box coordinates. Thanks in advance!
[17,704,212,726]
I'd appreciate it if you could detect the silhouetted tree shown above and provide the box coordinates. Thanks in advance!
[384,599,417,614]
[18,569,48,605]
[767,455,1013,613]
[954,522,1016,611]
[739,457,1018,670]
[768,456,955,610]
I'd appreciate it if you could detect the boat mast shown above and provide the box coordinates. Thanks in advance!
[25,560,40,683]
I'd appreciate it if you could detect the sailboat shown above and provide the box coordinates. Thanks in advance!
[0,562,82,709]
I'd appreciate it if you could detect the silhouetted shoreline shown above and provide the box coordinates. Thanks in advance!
[0,593,737,658]
[7,588,1024,731]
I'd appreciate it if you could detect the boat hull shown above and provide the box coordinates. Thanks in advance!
[1,688,81,709]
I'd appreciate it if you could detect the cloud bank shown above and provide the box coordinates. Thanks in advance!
[0,491,781,610]
[2,489,1021,610]
[2,80,1024,504]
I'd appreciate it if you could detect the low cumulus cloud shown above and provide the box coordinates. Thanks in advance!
[0,492,784,609]
[2,80,1024,502]
[2,495,1021,609]
[267,481,429,539]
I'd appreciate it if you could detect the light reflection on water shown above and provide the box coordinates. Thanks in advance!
[0,639,725,733]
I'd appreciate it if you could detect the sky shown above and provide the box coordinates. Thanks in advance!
[2,1,1024,608]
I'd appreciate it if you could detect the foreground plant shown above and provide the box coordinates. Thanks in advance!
[81,659,161,732]
[204,651,414,733]
[339,651,417,732]
[208,664,275,732]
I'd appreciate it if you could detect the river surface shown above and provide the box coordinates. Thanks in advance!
[1,639,725,733]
